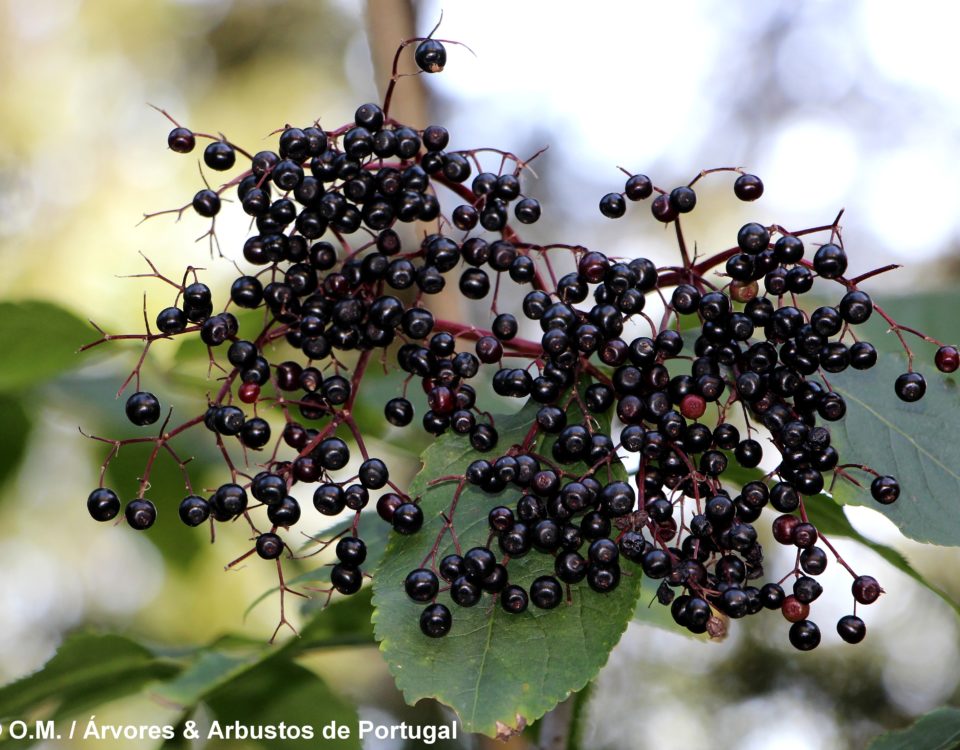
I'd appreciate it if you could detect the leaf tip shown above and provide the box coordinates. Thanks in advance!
[495,715,527,741]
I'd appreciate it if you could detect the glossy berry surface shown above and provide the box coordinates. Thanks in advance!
[837,614,867,644]
[125,391,161,426]
[87,488,121,522]
[788,619,821,651]
[935,345,959,373]
[420,603,452,637]
[415,39,447,72]
[125,499,157,530]
[894,371,926,402]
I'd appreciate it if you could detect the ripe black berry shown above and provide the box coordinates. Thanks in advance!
[737,222,770,254]
[125,391,161,426]
[156,306,188,334]
[450,576,481,607]
[318,437,350,470]
[894,372,926,402]
[852,575,882,604]
[813,243,847,278]
[125,498,157,530]
[789,619,821,651]
[837,614,866,644]
[415,39,447,73]
[530,576,563,609]
[267,496,301,527]
[331,564,363,595]
[385,397,414,427]
[178,495,210,526]
[586,564,620,593]
[359,458,389,490]
[192,189,221,217]
[256,533,284,560]
[669,186,697,213]
[514,197,541,224]
[500,585,529,614]
[336,536,367,566]
[733,173,763,201]
[599,193,626,218]
[203,141,236,171]
[420,602,452,637]
[167,127,195,153]
[87,488,121,522]
[625,173,653,200]
[392,503,423,535]
[838,290,873,324]
[405,568,439,602]
[870,475,900,504]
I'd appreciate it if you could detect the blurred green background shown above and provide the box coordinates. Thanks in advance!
[1,1,959,748]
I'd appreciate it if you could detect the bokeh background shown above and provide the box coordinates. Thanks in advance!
[1,1,959,748]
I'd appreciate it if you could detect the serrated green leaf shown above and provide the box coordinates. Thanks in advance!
[373,396,644,737]
[0,301,92,392]
[0,632,179,721]
[828,354,960,546]
[868,707,960,750]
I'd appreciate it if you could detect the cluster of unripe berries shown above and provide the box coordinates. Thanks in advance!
[83,37,955,651]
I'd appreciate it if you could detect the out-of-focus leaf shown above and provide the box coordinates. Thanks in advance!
[0,394,31,489]
[203,660,360,750]
[152,647,265,707]
[292,588,375,649]
[868,706,960,750]
[0,632,179,722]
[0,301,92,392]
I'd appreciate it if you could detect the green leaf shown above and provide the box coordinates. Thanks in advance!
[0,632,179,720]
[865,293,960,356]
[0,394,31,488]
[203,660,360,750]
[293,587,376,649]
[868,707,960,750]
[0,301,92,392]
[828,354,960,546]
[804,496,960,615]
[152,647,266,707]
[373,396,644,737]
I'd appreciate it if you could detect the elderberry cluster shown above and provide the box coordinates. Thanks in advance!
[82,35,957,650]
